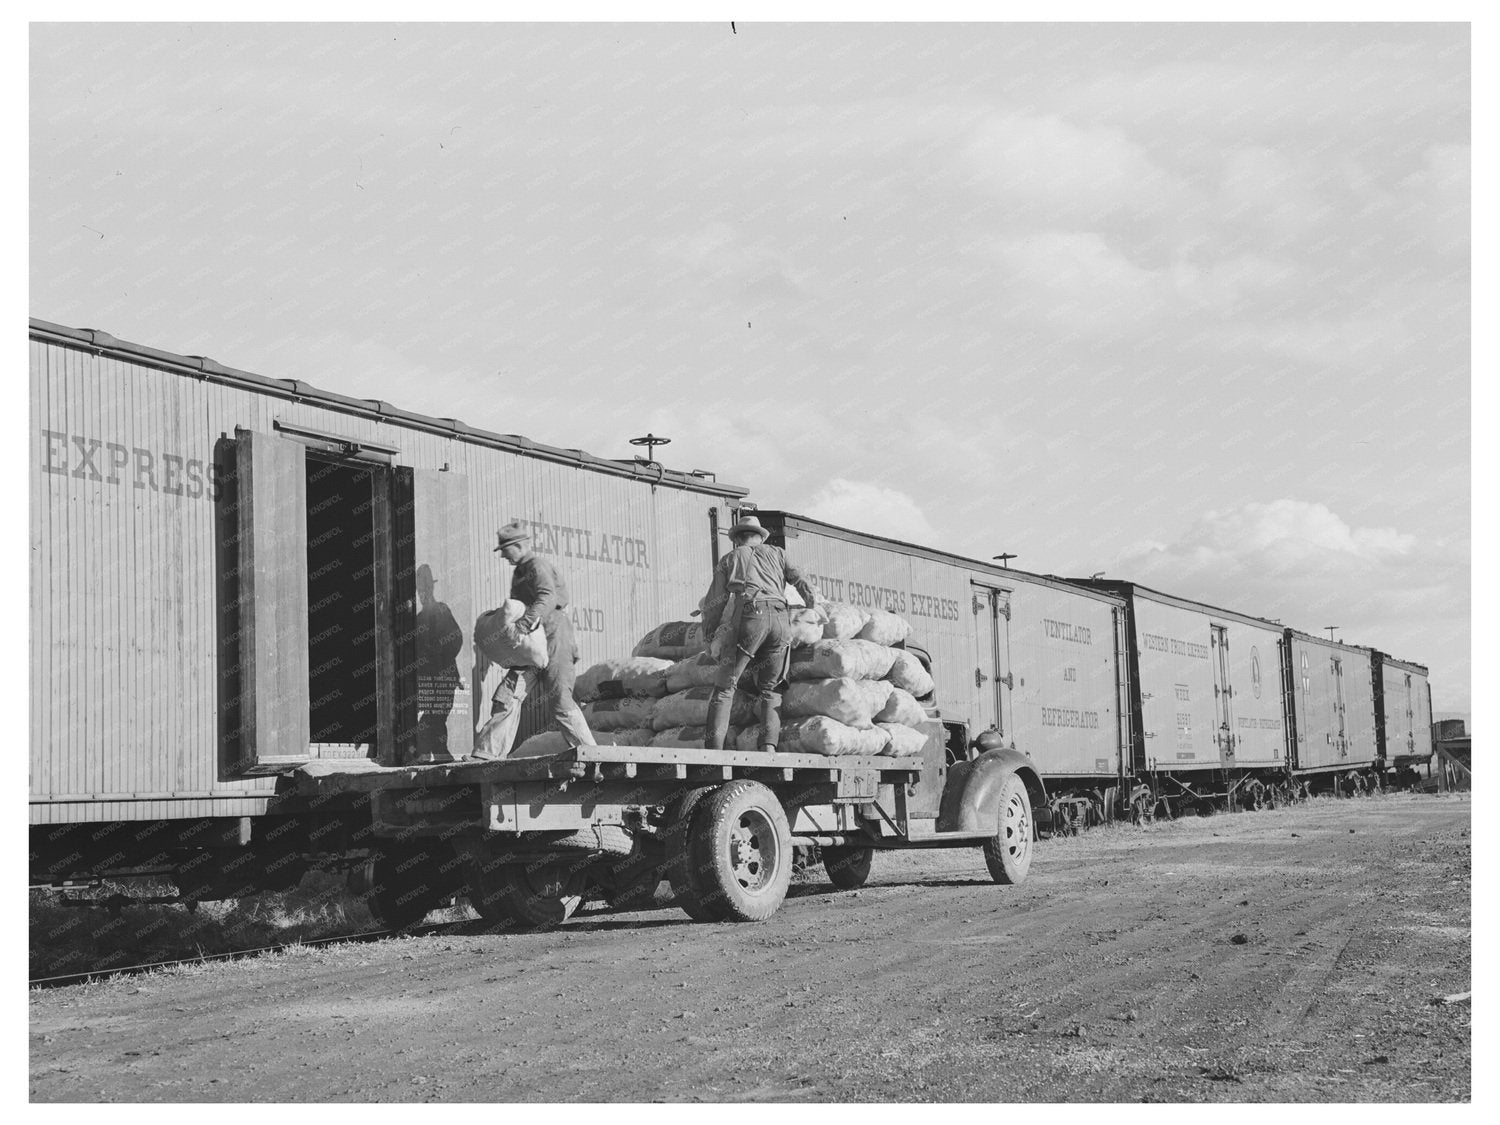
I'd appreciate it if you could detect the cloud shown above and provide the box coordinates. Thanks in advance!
[799,479,938,545]
[656,221,812,305]
[986,232,1301,331]
[959,112,1192,226]
[1391,143,1470,260]
[1109,500,1468,708]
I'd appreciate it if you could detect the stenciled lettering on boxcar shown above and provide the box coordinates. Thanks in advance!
[40,429,222,501]
[1042,618,1093,644]
[1141,631,1210,660]
[800,569,962,621]
[570,605,606,634]
[509,516,649,569]
[1040,707,1101,729]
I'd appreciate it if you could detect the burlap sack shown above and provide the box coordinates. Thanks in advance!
[782,677,877,729]
[887,649,935,698]
[784,716,892,757]
[879,722,929,758]
[582,696,657,732]
[821,602,870,640]
[856,608,912,646]
[875,686,925,727]
[575,657,673,703]
[664,651,720,693]
[632,621,707,660]
[474,600,549,669]
[789,639,897,682]
[651,685,753,731]
[788,608,826,647]
[650,725,707,749]
[858,679,895,715]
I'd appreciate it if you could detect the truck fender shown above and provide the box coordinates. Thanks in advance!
[936,748,1049,835]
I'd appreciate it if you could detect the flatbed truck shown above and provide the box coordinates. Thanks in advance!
[291,727,1048,929]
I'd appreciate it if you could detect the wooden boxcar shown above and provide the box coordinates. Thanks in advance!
[751,512,1133,829]
[1283,629,1381,789]
[1071,580,1294,812]
[29,318,749,889]
[1372,652,1434,771]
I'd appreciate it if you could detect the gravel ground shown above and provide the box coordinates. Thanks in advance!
[29,791,1471,1103]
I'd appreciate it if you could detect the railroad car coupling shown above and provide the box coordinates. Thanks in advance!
[936,747,1049,836]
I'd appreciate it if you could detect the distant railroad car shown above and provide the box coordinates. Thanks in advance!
[1067,579,1294,811]
[1372,653,1433,768]
[1282,630,1381,778]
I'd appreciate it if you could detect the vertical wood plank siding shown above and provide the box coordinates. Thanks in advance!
[763,514,1126,780]
[31,332,743,823]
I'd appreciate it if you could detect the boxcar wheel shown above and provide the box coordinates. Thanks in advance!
[982,773,1034,886]
[823,845,874,890]
[685,780,793,922]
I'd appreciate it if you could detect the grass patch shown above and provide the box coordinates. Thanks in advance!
[29,871,386,980]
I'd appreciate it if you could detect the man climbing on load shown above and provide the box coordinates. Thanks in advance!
[475,522,596,759]
[699,514,821,752]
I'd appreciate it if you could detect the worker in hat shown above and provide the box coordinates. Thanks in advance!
[699,514,821,752]
[474,521,595,758]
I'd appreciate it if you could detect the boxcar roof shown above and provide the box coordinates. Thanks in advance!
[31,318,750,499]
[1066,577,1288,632]
[1283,627,1377,658]
[758,510,1127,607]
[1375,652,1431,676]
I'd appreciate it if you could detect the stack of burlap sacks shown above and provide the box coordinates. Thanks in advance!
[512,604,934,758]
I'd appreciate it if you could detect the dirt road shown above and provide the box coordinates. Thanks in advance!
[30,792,1470,1102]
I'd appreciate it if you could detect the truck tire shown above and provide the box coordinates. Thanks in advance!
[663,787,718,921]
[470,859,585,931]
[369,847,450,930]
[981,772,1034,886]
[822,845,873,890]
[685,780,792,922]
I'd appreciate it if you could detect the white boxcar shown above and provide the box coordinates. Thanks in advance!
[30,319,748,829]
[1373,652,1434,767]
[753,512,1131,787]
[1284,630,1380,774]
[1076,582,1288,776]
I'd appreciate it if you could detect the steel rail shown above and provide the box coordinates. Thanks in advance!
[29,921,454,990]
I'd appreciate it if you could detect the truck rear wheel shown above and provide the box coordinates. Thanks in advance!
[685,780,792,922]
[663,787,718,921]
[369,847,452,930]
[982,773,1034,886]
[469,859,585,931]
[822,845,873,890]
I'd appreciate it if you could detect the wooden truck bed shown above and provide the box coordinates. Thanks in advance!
[286,745,924,798]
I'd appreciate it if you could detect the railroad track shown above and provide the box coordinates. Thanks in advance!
[29,922,456,990]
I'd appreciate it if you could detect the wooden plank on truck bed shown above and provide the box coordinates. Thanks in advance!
[285,745,922,797]
[566,745,921,774]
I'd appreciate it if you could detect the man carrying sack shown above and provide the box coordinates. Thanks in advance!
[699,514,821,752]
[472,522,596,759]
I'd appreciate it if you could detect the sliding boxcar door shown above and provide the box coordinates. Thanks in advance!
[393,467,473,764]
[235,428,310,767]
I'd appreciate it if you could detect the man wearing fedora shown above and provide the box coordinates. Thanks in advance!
[477,521,595,757]
[699,514,820,752]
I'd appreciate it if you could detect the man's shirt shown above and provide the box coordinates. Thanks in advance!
[701,543,816,634]
[509,553,570,619]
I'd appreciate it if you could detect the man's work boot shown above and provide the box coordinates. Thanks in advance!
[704,688,734,750]
[756,694,781,753]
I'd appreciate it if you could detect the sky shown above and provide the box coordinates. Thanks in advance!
[28,21,1472,712]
